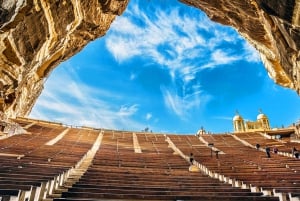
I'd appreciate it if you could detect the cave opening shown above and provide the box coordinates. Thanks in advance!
[28,0,300,134]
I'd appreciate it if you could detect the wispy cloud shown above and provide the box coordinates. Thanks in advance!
[243,42,261,62]
[161,87,185,117]
[107,2,257,73]
[130,73,136,80]
[201,49,241,69]
[28,0,299,134]
[117,104,139,117]
[30,66,144,131]
[105,0,260,118]
[161,85,211,118]
[145,113,152,120]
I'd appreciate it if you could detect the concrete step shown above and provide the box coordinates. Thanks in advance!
[69,170,86,175]
[63,185,72,189]
[63,179,79,185]
[42,198,53,201]
[47,193,61,198]
[68,174,84,178]
[63,182,77,187]
[41,133,103,201]
[53,188,68,194]
[67,175,81,179]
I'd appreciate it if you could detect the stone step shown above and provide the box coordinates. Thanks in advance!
[53,188,68,194]
[70,169,86,174]
[71,168,87,172]
[42,198,53,201]
[41,132,103,201]
[63,180,78,186]
[68,173,84,178]
[47,193,61,198]
[63,178,80,184]
[66,175,79,179]
[63,185,72,189]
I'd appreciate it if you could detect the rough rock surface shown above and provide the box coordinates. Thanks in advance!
[0,0,129,117]
[0,0,299,118]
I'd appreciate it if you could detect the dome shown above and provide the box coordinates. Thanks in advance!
[233,115,243,121]
[257,113,268,120]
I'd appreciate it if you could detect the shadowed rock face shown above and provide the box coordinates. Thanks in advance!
[0,0,299,118]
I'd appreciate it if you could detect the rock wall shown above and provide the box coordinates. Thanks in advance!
[0,0,299,118]
[0,0,129,118]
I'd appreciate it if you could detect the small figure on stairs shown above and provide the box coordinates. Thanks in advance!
[265,147,271,158]
[189,153,194,164]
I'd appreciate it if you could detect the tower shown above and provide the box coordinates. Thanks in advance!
[257,110,270,130]
[233,112,245,132]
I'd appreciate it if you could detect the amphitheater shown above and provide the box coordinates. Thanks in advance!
[1,0,300,201]
[0,116,298,201]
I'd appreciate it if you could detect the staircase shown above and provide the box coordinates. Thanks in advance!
[42,131,103,201]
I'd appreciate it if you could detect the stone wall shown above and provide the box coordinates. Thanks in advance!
[0,0,299,118]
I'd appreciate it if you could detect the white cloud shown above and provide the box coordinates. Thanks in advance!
[160,85,210,119]
[161,88,184,117]
[212,49,240,64]
[201,49,241,69]
[145,113,152,120]
[130,73,136,80]
[199,49,241,69]
[243,42,261,63]
[29,67,144,131]
[117,104,139,117]
[206,29,238,49]
[31,0,264,129]
[106,4,208,74]
[106,1,259,88]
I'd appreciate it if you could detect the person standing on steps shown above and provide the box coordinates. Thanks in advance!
[273,147,278,154]
[294,148,299,158]
[266,147,271,158]
[189,153,194,164]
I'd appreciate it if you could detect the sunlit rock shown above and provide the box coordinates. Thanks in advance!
[0,0,129,117]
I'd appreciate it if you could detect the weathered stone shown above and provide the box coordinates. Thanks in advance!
[0,0,129,118]
[0,0,299,118]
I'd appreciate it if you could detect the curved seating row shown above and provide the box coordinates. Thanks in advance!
[1,118,299,201]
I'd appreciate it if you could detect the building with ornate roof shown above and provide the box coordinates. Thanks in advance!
[233,111,271,133]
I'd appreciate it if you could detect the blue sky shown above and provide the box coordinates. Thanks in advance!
[29,0,300,134]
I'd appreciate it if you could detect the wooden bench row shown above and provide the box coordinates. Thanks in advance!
[0,120,100,201]
[57,132,279,201]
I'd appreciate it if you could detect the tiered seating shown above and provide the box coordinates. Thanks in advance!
[170,134,300,200]
[235,132,287,151]
[55,131,279,201]
[0,123,65,155]
[235,132,300,155]
[2,117,299,201]
[0,119,99,201]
